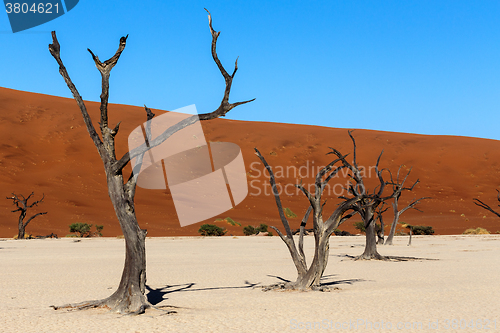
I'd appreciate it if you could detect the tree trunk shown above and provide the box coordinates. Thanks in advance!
[293,233,330,290]
[17,211,26,239]
[407,227,412,246]
[385,204,400,245]
[376,218,384,245]
[52,174,149,314]
[102,173,147,313]
[358,211,384,260]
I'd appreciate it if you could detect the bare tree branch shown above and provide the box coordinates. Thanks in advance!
[198,8,255,120]
[473,190,500,218]
[49,32,104,153]
[88,35,128,130]
[114,9,255,173]
[7,192,47,239]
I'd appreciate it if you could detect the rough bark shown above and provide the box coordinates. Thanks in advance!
[49,9,253,314]
[6,192,47,240]
[358,207,385,260]
[385,205,400,246]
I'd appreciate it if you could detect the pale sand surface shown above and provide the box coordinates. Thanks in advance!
[0,235,499,332]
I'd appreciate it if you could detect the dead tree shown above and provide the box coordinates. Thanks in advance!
[473,190,500,218]
[48,9,253,314]
[254,149,359,291]
[7,192,47,239]
[384,166,429,246]
[340,135,410,260]
[254,131,404,289]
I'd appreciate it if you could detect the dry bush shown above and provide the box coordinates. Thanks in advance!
[463,227,490,235]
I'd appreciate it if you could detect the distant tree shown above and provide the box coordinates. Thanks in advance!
[7,192,47,240]
[384,166,429,246]
[473,190,500,218]
[342,138,417,260]
[69,223,93,237]
[49,9,253,314]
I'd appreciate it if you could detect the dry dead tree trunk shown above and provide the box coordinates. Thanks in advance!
[357,206,387,260]
[384,167,429,246]
[473,190,500,219]
[342,134,389,260]
[48,9,253,314]
[255,146,359,291]
[7,192,47,239]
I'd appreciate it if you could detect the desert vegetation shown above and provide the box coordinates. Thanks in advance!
[242,224,273,236]
[68,223,104,237]
[463,227,491,235]
[6,192,47,240]
[198,224,227,236]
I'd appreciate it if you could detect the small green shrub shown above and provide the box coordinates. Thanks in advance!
[256,224,269,233]
[243,225,256,236]
[411,225,434,235]
[243,223,273,236]
[69,223,93,237]
[95,225,104,237]
[402,223,434,235]
[354,221,384,234]
[198,224,227,236]
[353,221,365,233]
[284,208,297,218]
[69,223,104,237]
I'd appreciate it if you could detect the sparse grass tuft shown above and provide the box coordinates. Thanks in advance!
[284,208,297,218]
[463,227,490,235]
[215,217,241,226]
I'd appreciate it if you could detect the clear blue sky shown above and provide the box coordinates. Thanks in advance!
[1,1,499,140]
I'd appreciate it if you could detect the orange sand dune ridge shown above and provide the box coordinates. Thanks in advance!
[1,87,499,237]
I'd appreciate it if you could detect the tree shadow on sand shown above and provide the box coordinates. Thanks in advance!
[335,254,439,261]
[146,280,259,306]
[265,274,367,289]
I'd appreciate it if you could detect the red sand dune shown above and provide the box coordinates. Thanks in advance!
[1,87,499,237]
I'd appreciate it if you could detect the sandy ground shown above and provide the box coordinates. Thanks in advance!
[0,235,499,332]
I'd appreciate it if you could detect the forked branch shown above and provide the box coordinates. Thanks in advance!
[199,8,255,120]
[113,9,255,173]
[49,32,104,153]
[88,35,128,129]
